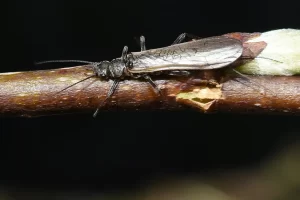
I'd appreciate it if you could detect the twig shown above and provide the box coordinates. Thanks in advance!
[1,29,299,117]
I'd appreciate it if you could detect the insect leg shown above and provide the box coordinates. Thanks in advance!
[93,79,120,118]
[121,46,129,62]
[143,75,161,95]
[172,33,201,45]
[140,36,146,51]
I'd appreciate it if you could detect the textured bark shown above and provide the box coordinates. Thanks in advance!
[0,32,299,117]
[0,67,300,117]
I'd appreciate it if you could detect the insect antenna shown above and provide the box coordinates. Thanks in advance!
[35,60,96,65]
[93,80,120,118]
[55,75,97,95]
[35,59,99,94]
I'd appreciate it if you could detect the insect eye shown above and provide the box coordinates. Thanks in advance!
[125,56,134,68]
[129,62,133,68]
[125,60,133,69]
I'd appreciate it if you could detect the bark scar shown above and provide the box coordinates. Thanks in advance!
[176,85,223,112]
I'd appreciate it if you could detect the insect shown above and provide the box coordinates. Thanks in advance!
[36,33,248,117]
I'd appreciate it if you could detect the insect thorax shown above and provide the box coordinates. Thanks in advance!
[95,58,129,79]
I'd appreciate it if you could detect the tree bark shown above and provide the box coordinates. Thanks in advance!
[1,32,299,117]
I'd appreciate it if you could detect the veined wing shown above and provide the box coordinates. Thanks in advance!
[128,36,243,73]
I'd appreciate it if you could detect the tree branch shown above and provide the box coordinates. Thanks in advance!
[1,29,299,117]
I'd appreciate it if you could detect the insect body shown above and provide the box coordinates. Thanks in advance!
[36,33,244,117]
[92,34,243,82]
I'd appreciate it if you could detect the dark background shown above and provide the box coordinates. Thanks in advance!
[2,0,299,192]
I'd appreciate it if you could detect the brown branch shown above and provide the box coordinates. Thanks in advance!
[0,66,299,117]
[1,31,299,117]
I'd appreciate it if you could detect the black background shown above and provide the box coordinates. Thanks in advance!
[2,0,300,192]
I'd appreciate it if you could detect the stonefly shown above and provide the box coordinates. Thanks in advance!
[36,33,246,117]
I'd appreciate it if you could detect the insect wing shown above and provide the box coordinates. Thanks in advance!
[128,36,243,73]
